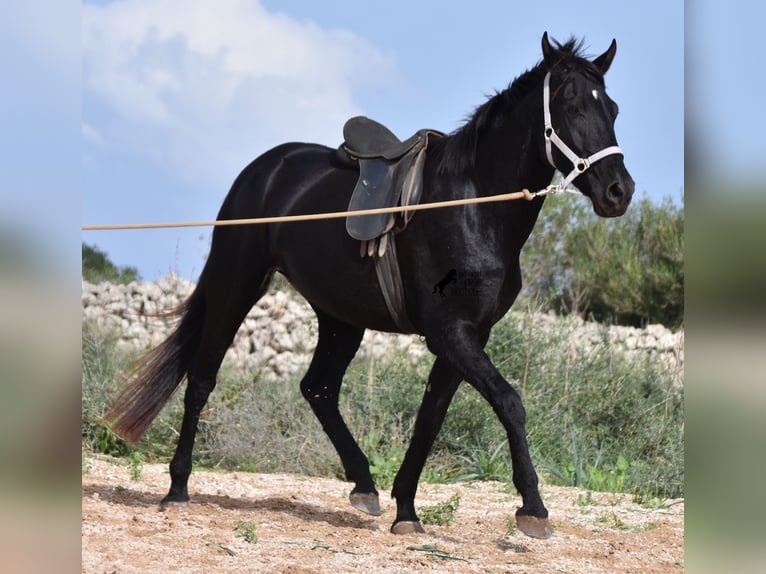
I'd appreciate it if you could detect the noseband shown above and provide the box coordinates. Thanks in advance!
[542,71,623,193]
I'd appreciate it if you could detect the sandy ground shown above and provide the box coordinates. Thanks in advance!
[82,457,683,573]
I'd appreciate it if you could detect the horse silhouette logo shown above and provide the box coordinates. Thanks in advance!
[432,269,458,297]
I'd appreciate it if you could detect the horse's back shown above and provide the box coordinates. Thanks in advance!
[218,142,352,220]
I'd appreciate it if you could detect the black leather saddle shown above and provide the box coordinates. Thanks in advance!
[340,116,444,242]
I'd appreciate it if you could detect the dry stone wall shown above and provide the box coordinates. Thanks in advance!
[81,276,683,386]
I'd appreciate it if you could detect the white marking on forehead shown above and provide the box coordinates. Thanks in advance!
[591,89,599,101]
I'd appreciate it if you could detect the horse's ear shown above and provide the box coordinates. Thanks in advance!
[541,32,557,69]
[593,39,617,74]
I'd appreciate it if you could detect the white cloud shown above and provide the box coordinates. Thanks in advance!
[82,0,395,185]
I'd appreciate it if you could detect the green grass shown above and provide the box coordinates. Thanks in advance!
[81,302,683,499]
[452,443,510,483]
[127,451,144,482]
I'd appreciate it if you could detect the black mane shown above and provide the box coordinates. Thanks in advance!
[436,37,597,176]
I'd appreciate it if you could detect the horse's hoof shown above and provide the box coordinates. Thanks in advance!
[390,520,426,535]
[160,501,190,512]
[160,496,190,511]
[515,514,553,539]
[349,492,381,516]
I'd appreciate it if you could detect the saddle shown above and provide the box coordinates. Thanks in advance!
[341,116,444,242]
[339,116,444,334]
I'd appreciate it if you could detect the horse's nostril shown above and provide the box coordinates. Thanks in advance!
[606,182,625,204]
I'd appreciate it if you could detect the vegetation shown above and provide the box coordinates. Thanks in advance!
[82,308,683,500]
[522,194,683,328]
[233,521,258,544]
[419,493,461,526]
[82,243,140,284]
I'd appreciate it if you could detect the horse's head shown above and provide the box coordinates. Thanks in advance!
[540,32,634,217]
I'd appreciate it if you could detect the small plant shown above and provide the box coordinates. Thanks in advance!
[234,520,258,544]
[587,455,631,493]
[419,492,461,527]
[595,511,629,530]
[505,515,516,536]
[576,491,597,506]
[595,511,659,533]
[127,451,144,482]
[367,444,405,490]
[421,466,452,484]
[453,443,510,482]
[632,490,669,509]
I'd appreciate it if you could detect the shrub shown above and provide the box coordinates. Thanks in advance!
[81,322,137,456]
[82,243,140,284]
[521,194,684,328]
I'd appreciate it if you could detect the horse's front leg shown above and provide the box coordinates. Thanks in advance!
[429,322,552,539]
[390,357,463,533]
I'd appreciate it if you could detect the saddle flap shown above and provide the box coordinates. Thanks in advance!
[346,158,398,241]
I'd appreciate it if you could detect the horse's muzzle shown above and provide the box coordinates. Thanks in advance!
[594,175,634,217]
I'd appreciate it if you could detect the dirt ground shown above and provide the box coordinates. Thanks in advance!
[82,457,683,573]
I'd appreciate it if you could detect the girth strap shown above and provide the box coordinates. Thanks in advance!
[372,232,418,334]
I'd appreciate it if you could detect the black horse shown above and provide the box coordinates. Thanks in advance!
[105,33,634,539]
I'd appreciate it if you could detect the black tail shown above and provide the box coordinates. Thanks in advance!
[102,284,206,443]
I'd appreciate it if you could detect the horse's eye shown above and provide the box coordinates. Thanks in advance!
[566,104,580,116]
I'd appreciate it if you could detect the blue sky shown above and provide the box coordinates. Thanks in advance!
[79,0,686,281]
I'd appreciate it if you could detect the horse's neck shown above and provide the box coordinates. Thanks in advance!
[476,105,553,199]
[473,104,552,256]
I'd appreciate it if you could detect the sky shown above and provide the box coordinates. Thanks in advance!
[78,0,689,281]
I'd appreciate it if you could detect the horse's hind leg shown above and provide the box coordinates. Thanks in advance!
[162,268,272,506]
[299,312,379,514]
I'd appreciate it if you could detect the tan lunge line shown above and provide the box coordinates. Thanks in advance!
[81,189,534,231]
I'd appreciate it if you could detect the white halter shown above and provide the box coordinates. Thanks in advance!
[541,71,623,194]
